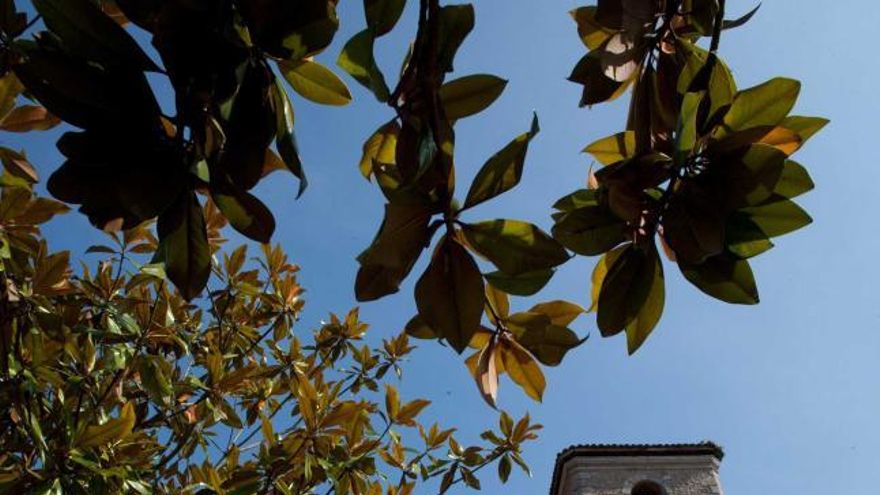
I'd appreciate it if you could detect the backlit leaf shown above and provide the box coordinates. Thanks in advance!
[463,219,569,276]
[463,114,539,210]
[681,253,759,305]
[414,238,484,353]
[280,59,352,106]
[439,74,507,121]
[583,131,636,166]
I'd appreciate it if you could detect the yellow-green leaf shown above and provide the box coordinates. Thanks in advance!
[583,131,636,166]
[501,339,545,402]
[439,74,507,121]
[280,59,352,106]
[77,402,135,448]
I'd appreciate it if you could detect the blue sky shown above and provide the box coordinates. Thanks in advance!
[11,0,880,493]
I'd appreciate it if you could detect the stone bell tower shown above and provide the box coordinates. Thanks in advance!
[549,443,725,495]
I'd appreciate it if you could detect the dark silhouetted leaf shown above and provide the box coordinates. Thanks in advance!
[484,269,554,297]
[596,244,657,336]
[157,191,211,300]
[463,114,539,210]
[415,238,484,353]
[463,219,568,276]
[439,74,507,121]
[337,30,390,102]
[681,253,759,305]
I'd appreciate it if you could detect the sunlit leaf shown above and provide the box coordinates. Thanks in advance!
[280,59,352,106]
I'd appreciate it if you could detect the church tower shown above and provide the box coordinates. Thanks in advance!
[549,443,725,495]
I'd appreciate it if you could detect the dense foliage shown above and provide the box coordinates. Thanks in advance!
[0,0,825,493]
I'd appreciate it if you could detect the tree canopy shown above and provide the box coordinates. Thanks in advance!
[0,0,826,493]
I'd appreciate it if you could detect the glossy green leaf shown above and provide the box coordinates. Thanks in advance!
[359,120,399,179]
[462,219,569,275]
[439,74,507,121]
[681,253,759,305]
[280,59,352,106]
[625,253,664,355]
[76,402,135,448]
[501,338,545,402]
[773,160,814,199]
[719,143,787,209]
[415,239,484,353]
[725,214,774,259]
[463,114,539,210]
[583,131,636,166]
[271,79,307,197]
[677,40,736,123]
[211,187,276,244]
[553,189,600,212]
[528,300,585,327]
[356,202,434,301]
[719,78,801,137]
[740,198,812,238]
[779,116,829,145]
[337,30,390,102]
[552,205,628,256]
[676,91,704,164]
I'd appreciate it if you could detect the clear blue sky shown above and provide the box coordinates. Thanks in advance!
[13,0,880,493]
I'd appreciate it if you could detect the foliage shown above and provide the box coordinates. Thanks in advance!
[557,0,825,354]
[0,164,540,493]
[0,0,827,491]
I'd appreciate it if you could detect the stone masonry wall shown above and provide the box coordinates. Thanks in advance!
[557,455,724,495]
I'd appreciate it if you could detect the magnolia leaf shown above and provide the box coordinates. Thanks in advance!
[722,3,762,30]
[485,283,510,322]
[681,253,759,305]
[365,0,406,37]
[462,219,569,276]
[359,120,399,180]
[725,214,774,259]
[527,300,585,327]
[553,189,600,212]
[337,30,390,102]
[157,191,210,301]
[280,59,352,106]
[625,253,664,354]
[583,131,636,166]
[596,244,657,336]
[484,268,554,297]
[570,6,615,50]
[211,187,275,244]
[773,160,814,199]
[552,205,628,256]
[77,402,135,448]
[436,4,475,73]
[356,202,434,301]
[500,339,545,402]
[589,245,626,312]
[463,114,539,210]
[414,238,484,353]
[474,338,499,408]
[439,74,507,121]
[0,105,61,132]
[740,198,812,238]
[569,51,631,106]
[719,78,801,137]
[511,315,583,367]
[271,79,307,197]
[33,0,158,71]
